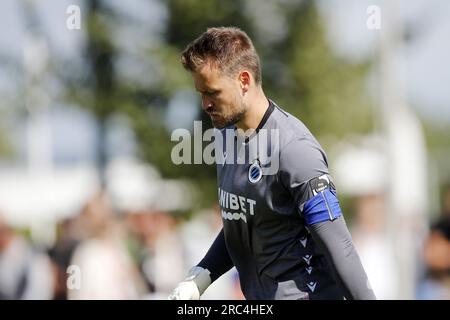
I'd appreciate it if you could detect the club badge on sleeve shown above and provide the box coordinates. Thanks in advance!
[309,174,333,195]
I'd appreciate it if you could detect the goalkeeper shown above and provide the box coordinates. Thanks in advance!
[169,27,376,300]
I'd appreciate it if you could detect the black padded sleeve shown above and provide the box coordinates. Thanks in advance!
[197,228,235,282]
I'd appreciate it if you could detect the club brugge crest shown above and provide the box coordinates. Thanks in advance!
[248,159,263,184]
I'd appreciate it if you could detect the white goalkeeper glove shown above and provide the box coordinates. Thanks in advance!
[168,266,211,300]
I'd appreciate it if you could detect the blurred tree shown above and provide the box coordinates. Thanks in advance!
[141,0,374,209]
[139,0,256,209]
[263,1,374,147]
[76,0,117,185]
[59,0,375,212]
[0,122,12,158]
[422,120,450,188]
[57,0,118,184]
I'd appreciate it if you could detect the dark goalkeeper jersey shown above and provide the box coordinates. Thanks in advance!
[215,99,345,300]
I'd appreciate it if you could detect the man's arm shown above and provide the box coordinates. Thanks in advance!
[169,228,234,299]
[279,137,376,300]
[309,216,376,300]
[197,228,235,283]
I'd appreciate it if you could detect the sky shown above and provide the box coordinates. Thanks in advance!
[318,0,450,124]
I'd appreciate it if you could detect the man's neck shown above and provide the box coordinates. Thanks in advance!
[236,88,269,133]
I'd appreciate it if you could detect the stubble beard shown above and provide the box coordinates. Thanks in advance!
[211,98,247,129]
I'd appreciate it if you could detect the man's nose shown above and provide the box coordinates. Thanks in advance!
[201,96,213,111]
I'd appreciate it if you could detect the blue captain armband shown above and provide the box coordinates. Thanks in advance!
[302,188,342,226]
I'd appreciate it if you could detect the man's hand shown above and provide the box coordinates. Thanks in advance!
[168,266,211,300]
[168,280,200,300]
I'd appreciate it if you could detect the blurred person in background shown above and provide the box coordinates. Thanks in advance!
[417,187,450,299]
[179,206,243,300]
[350,194,398,299]
[47,216,85,300]
[67,192,146,299]
[126,209,185,299]
[0,215,54,299]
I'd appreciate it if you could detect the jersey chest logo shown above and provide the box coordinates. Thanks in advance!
[248,159,263,184]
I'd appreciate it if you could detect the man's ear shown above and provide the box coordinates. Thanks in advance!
[238,71,251,95]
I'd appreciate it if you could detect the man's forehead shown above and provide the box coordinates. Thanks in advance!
[193,64,222,91]
[197,63,221,79]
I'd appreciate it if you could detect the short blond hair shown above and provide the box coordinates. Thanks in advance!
[181,27,262,85]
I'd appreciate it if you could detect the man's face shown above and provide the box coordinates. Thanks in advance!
[193,63,246,129]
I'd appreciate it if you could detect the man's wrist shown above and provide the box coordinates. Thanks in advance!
[186,266,212,296]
